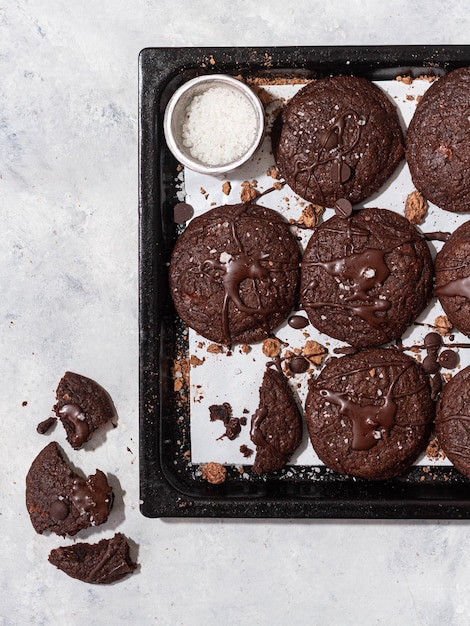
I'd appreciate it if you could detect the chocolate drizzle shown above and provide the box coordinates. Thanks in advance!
[58,403,89,447]
[250,406,289,463]
[303,219,419,329]
[198,203,299,345]
[435,274,470,299]
[317,360,424,451]
[70,470,113,526]
[293,109,363,204]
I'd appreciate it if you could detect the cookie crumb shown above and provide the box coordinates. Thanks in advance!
[262,337,282,358]
[200,462,227,484]
[298,204,324,228]
[303,340,328,366]
[190,355,205,367]
[240,180,260,203]
[207,343,224,354]
[397,75,413,84]
[434,315,453,337]
[222,181,231,196]
[405,190,428,224]
[426,437,446,461]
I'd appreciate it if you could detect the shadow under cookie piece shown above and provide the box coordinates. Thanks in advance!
[25,441,113,536]
[54,371,116,449]
[434,219,470,337]
[305,347,434,480]
[435,365,470,479]
[169,202,301,346]
[273,75,404,208]
[300,207,433,348]
[406,66,470,213]
[48,533,137,584]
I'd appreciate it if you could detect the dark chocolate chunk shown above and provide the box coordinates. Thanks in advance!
[305,347,434,480]
[36,416,57,435]
[48,533,137,584]
[25,441,113,536]
[173,202,194,224]
[54,372,116,449]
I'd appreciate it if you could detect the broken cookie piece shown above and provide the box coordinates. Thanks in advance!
[48,533,137,584]
[25,441,113,536]
[250,367,303,474]
[54,372,116,449]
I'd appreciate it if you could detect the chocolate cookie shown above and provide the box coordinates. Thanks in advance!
[25,441,113,536]
[435,365,470,479]
[434,220,470,337]
[305,348,434,480]
[250,366,303,474]
[273,75,404,207]
[48,533,137,584]
[54,372,116,449]
[300,207,433,348]
[169,202,301,345]
[406,67,470,213]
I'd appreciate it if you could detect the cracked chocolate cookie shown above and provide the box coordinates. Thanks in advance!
[434,219,470,337]
[54,371,116,449]
[406,67,470,213]
[250,367,303,474]
[273,75,404,208]
[435,365,470,479]
[305,347,434,480]
[169,202,301,345]
[300,207,433,348]
[25,441,113,536]
[48,533,137,584]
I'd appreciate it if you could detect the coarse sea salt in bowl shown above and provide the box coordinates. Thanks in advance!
[163,74,266,175]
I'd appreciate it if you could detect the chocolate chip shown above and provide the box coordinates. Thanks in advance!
[334,198,353,219]
[173,202,194,224]
[331,160,351,183]
[424,332,443,349]
[439,349,459,370]
[50,499,70,521]
[289,356,310,374]
[288,315,309,329]
[422,354,440,374]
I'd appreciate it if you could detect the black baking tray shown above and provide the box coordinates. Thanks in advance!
[139,45,470,519]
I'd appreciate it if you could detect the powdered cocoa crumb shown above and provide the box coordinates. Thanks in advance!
[267,165,280,179]
[434,315,453,336]
[303,340,328,366]
[426,437,446,461]
[262,337,282,358]
[240,180,260,203]
[222,181,231,196]
[207,343,224,354]
[200,462,227,484]
[190,355,205,367]
[405,190,428,224]
[299,204,324,228]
